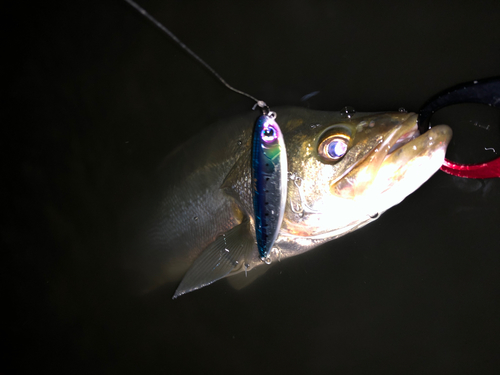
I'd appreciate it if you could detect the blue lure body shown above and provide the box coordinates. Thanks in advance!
[251,114,288,260]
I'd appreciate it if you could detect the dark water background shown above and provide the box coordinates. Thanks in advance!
[5,0,500,373]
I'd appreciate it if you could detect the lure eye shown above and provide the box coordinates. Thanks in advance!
[318,134,350,161]
[261,125,278,143]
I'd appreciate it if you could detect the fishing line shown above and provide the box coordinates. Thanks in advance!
[123,0,269,112]
[124,0,289,262]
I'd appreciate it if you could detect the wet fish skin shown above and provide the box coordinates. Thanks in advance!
[124,107,452,297]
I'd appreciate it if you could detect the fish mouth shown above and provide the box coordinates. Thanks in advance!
[381,114,452,170]
[370,114,453,197]
[386,121,420,156]
[331,113,452,199]
[380,113,423,161]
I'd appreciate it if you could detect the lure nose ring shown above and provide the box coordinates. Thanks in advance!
[417,77,500,178]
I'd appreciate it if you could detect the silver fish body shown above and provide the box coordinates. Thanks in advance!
[125,107,452,297]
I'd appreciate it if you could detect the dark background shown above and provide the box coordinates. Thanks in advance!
[5,0,500,373]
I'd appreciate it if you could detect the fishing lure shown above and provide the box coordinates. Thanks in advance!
[124,0,287,262]
[418,77,500,179]
[252,111,287,261]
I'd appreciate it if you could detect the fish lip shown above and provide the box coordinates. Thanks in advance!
[384,113,420,158]
[380,122,453,181]
[386,125,420,156]
[383,113,453,161]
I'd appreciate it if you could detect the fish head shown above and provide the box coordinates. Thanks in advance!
[273,108,452,258]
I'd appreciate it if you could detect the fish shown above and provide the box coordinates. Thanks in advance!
[124,106,452,298]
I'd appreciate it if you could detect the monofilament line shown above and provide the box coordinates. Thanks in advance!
[124,0,267,110]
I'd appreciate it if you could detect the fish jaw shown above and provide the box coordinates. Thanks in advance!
[277,113,452,252]
[365,123,452,212]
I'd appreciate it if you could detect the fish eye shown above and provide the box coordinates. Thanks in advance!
[327,138,348,158]
[318,134,350,161]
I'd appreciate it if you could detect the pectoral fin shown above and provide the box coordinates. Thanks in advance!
[173,218,255,299]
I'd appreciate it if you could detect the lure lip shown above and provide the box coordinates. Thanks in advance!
[417,76,500,178]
